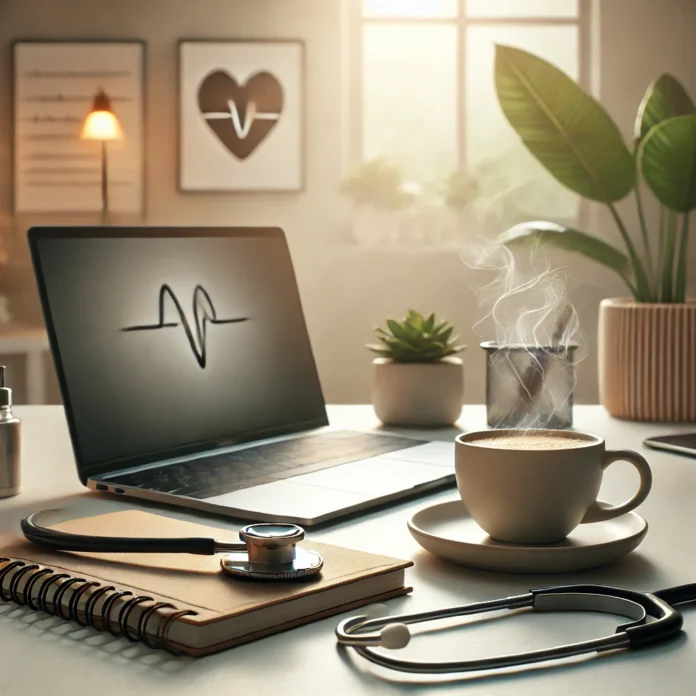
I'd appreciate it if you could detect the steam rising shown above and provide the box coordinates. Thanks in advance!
[461,238,583,430]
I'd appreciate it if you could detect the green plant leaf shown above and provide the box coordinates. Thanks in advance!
[406,310,424,330]
[635,74,696,142]
[375,335,399,349]
[639,114,696,213]
[365,344,393,355]
[499,221,633,286]
[386,318,412,344]
[494,45,635,203]
[390,341,421,355]
[431,320,448,336]
[371,311,463,361]
[437,326,454,344]
[403,321,425,345]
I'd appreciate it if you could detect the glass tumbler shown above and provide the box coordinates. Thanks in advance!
[481,341,577,429]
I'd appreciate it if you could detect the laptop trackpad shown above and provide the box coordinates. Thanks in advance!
[291,455,451,495]
[205,455,452,519]
[205,480,369,519]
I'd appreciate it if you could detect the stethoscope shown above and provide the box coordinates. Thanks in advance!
[21,510,696,674]
[21,509,323,581]
[336,582,696,675]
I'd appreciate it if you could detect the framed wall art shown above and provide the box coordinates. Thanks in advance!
[13,40,145,215]
[179,40,305,192]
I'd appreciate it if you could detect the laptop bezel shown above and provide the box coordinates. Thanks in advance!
[27,225,329,485]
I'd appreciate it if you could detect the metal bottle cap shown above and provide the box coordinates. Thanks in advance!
[0,366,12,408]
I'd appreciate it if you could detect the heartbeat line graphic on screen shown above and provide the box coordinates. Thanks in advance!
[122,284,249,368]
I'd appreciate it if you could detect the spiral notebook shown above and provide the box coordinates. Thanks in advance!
[0,509,412,656]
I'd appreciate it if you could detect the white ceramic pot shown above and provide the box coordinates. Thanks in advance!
[371,357,464,427]
[598,298,696,421]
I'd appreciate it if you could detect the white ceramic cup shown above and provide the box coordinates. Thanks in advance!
[454,429,653,544]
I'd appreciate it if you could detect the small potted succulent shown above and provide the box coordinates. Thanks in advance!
[366,310,466,427]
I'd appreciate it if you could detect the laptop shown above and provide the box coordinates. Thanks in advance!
[28,226,455,525]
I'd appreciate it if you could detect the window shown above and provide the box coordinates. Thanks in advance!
[352,0,589,225]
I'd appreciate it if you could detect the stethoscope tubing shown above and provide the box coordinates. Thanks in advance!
[21,510,245,555]
[351,633,631,675]
[18,509,324,581]
[337,584,694,675]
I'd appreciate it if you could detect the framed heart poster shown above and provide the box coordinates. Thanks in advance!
[179,40,304,192]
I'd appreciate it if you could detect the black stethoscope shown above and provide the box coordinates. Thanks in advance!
[22,510,696,675]
[21,509,323,581]
[336,583,696,674]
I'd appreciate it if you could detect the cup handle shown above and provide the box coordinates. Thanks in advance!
[581,449,653,523]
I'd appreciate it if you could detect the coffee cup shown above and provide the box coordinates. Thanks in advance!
[454,429,652,544]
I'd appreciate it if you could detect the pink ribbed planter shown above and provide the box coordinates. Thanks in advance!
[598,298,696,421]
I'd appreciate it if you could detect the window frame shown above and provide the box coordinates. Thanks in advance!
[345,0,593,225]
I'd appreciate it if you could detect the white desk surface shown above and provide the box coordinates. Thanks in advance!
[1,405,695,696]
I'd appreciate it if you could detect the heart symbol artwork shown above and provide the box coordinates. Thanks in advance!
[197,70,284,160]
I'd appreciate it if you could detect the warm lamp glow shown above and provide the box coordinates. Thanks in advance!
[81,90,123,223]
[81,110,123,141]
[81,90,123,141]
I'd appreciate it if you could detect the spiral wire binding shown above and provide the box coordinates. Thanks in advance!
[156,608,198,654]
[138,601,175,649]
[83,584,115,628]
[37,572,70,612]
[53,578,86,620]
[0,558,198,651]
[119,596,153,641]
[101,590,134,636]
[69,581,100,626]
[24,568,54,611]
[8,563,38,605]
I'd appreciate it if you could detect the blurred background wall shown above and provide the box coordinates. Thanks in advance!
[0,0,693,404]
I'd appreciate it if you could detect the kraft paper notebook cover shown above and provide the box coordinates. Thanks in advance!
[0,509,413,656]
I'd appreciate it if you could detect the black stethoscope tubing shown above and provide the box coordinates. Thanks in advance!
[20,510,239,555]
[19,509,324,581]
[336,583,696,674]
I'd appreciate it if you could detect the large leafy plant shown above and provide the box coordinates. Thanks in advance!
[367,310,466,363]
[494,45,696,303]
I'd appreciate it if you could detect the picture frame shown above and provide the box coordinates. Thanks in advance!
[178,39,305,193]
[12,39,146,215]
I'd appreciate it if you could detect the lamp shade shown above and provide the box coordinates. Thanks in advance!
[81,90,123,141]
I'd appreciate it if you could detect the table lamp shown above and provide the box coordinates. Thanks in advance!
[81,89,123,224]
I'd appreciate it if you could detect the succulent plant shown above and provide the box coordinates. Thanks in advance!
[367,310,466,363]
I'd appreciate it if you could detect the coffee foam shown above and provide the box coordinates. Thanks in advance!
[470,434,590,450]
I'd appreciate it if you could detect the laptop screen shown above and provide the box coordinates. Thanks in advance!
[29,227,328,482]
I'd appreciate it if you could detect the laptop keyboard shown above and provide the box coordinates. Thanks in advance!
[103,430,426,500]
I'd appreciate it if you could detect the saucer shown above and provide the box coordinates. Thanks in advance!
[407,500,648,574]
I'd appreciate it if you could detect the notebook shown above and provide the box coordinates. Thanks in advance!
[0,509,412,656]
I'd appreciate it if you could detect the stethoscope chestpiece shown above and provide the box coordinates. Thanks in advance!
[220,522,323,581]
